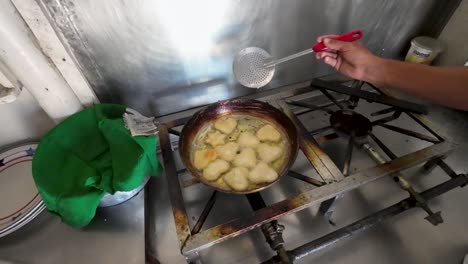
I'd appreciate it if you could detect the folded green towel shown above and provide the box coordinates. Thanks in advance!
[32,104,162,227]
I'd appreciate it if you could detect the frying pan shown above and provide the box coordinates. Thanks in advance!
[179,99,299,194]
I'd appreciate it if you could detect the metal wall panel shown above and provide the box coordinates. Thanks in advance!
[40,0,454,116]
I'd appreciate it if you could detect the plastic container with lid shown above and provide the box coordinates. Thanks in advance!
[405,36,444,65]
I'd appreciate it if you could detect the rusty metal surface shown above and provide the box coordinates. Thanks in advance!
[159,125,192,250]
[178,98,299,194]
[279,100,344,183]
[181,140,456,254]
[287,170,325,187]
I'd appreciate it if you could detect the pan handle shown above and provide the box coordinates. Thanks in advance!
[312,30,363,52]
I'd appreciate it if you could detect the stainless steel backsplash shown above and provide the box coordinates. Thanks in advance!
[39,0,458,116]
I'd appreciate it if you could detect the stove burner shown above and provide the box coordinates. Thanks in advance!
[330,110,372,138]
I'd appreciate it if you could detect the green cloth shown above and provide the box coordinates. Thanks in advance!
[32,104,162,228]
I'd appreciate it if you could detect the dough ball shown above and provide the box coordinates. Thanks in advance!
[223,167,249,191]
[215,142,239,161]
[193,148,218,169]
[215,176,231,191]
[248,162,279,184]
[257,143,283,163]
[214,118,237,134]
[237,131,260,148]
[203,159,230,181]
[256,124,281,142]
[233,148,257,168]
[205,131,226,147]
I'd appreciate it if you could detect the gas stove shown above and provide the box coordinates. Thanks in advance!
[146,78,467,263]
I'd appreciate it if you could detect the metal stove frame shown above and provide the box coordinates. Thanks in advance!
[146,78,467,263]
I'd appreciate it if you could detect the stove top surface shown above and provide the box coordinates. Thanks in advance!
[145,78,468,263]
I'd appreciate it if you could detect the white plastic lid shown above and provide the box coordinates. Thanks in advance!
[411,36,444,53]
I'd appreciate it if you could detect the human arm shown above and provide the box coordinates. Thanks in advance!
[315,35,468,110]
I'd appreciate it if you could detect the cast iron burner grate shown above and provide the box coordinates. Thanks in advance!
[146,78,467,264]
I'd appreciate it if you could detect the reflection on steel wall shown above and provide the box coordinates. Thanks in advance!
[40,0,449,116]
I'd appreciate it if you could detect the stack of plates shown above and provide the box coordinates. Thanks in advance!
[0,143,45,238]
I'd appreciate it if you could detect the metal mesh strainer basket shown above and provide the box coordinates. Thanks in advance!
[232,30,363,89]
[233,47,275,89]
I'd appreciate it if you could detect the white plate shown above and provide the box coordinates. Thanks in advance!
[0,143,44,238]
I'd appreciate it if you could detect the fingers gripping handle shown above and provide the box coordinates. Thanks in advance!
[313,30,363,52]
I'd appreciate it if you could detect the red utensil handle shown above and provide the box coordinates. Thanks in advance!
[312,30,363,52]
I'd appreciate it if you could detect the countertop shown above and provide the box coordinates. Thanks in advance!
[0,192,145,263]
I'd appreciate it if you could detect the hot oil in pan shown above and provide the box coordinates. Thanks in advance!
[192,114,290,192]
